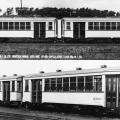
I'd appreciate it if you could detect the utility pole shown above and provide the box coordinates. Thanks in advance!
[20,0,23,9]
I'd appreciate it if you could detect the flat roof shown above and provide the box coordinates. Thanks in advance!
[24,66,120,78]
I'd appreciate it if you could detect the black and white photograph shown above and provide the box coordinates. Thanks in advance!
[0,0,120,59]
[1,0,120,120]
[0,60,119,119]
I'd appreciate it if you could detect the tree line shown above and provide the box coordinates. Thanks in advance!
[1,7,120,18]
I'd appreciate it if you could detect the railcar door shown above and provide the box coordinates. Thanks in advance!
[106,76,117,109]
[73,22,85,39]
[3,81,10,102]
[32,79,42,103]
[34,22,46,39]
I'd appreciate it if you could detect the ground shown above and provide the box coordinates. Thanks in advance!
[0,43,119,59]
[0,106,119,120]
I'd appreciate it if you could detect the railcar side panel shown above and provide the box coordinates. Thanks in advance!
[42,92,105,107]
[86,31,120,38]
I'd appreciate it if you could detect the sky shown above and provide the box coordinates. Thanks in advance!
[1,0,120,13]
[0,60,120,77]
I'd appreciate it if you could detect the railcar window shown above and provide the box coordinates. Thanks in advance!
[0,22,2,30]
[85,76,93,91]
[88,22,93,30]
[77,76,84,91]
[3,22,8,30]
[94,22,99,30]
[63,77,69,91]
[25,80,29,92]
[17,81,22,92]
[94,76,102,92]
[12,81,15,92]
[66,22,71,30]
[117,22,120,30]
[48,22,53,30]
[9,22,14,30]
[51,78,56,91]
[45,79,50,91]
[106,22,111,30]
[20,22,25,30]
[15,22,19,30]
[70,77,76,91]
[100,22,105,30]
[111,22,116,30]
[0,82,1,91]
[57,78,62,91]
[26,22,31,30]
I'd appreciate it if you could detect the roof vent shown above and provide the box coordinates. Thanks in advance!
[3,75,7,77]
[101,65,107,68]
[76,68,82,70]
[13,74,17,76]
[40,71,44,74]
[56,69,62,72]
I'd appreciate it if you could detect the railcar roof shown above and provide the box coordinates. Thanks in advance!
[0,16,56,21]
[62,17,120,21]
[0,75,23,80]
[24,66,120,78]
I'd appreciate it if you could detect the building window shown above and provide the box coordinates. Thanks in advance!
[85,76,93,91]
[57,78,62,91]
[20,22,25,30]
[51,78,56,91]
[15,22,19,30]
[66,22,71,30]
[48,22,53,30]
[45,79,50,91]
[88,22,93,30]
[25,80,29,92]
[94,75,102,92]
[9,22,14,30]
[17,81,22,92]
[70,77,76,91]
[3,22,8,30]
[26,22,31,30]
[77,76,84,91]
[12,81,15,92]
[63,77,69,91]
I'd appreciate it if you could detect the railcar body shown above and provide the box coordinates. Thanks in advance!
[0,17,57,40]
[0,17,120,43]
[62,17,120,41]
[0,75,23,104]
[22,67,120,112]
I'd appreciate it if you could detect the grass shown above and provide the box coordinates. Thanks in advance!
[0,43,120,59]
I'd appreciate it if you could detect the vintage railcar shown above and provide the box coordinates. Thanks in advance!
[62,17,120,42]
[0,17,120,43]
[1,66,120,113]
[0,17,57,42]
[0,75,23,105]
[22,66,120,113]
